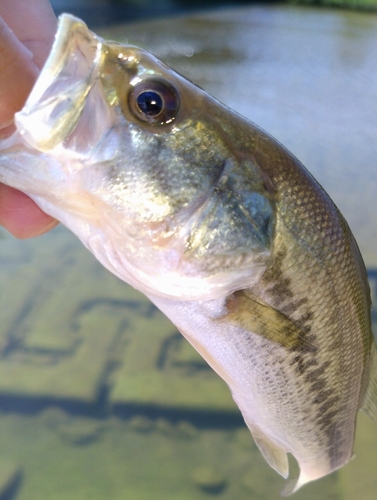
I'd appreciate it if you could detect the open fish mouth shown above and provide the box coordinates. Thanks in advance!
[16,15,114,156]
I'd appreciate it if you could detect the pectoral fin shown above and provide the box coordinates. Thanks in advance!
[219,290,306,349]
[361,342,377,422]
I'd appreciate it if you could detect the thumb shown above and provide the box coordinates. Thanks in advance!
[0,18,39,137]
[0,15,58,237]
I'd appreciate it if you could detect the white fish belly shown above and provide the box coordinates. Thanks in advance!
[149,293,358,491]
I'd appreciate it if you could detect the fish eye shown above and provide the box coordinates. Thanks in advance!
[129,79,180,125]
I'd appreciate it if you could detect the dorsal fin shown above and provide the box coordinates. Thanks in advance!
[361,342,377,422]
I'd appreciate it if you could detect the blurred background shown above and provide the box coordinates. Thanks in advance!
[51,0,264,27]
[0,1,376,500]
[50,0,377,27]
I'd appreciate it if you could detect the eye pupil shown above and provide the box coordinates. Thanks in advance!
[129,78,180,126]
[137,91,163,116]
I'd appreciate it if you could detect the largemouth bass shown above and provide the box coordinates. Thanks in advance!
[0,14,375,495]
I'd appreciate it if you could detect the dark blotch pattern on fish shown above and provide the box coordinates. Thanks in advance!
[252,243,350,468]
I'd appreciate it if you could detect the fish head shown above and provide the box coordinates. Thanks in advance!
[1,14,275,300]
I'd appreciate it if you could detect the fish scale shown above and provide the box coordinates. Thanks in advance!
[247,136,371,480]
[0,14,375,495]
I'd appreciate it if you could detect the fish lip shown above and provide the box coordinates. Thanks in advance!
[23,13,98,109]
[15,14,103,152]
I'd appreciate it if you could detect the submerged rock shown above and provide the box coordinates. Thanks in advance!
[191,465,228,494]
[176,421,199,440]
[42,407,104,445]
[128,415,154,433]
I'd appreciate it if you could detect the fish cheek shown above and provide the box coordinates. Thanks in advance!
[183,167,276,278]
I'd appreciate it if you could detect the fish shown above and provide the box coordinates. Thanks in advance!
[0,13,375,495]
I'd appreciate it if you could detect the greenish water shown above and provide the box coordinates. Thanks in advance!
[0,5,376,499]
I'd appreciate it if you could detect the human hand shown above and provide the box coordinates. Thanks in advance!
[0,0,59,238]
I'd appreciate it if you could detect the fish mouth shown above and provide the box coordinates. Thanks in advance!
[15,14,106,153]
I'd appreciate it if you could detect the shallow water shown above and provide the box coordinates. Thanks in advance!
[0,5,376,499]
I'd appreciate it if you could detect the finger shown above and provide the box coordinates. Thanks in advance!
[0,0,57,68]
[0,1,59,237]
[0,184,59,238]
[0,18,38,135]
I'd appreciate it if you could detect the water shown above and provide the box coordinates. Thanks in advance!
[0,5,376,499]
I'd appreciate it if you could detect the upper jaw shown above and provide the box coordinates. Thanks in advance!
[15,14,105,154]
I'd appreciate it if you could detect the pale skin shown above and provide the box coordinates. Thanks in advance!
[0,0,58,238]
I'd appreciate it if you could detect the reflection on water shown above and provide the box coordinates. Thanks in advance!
[0,5,376,499]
